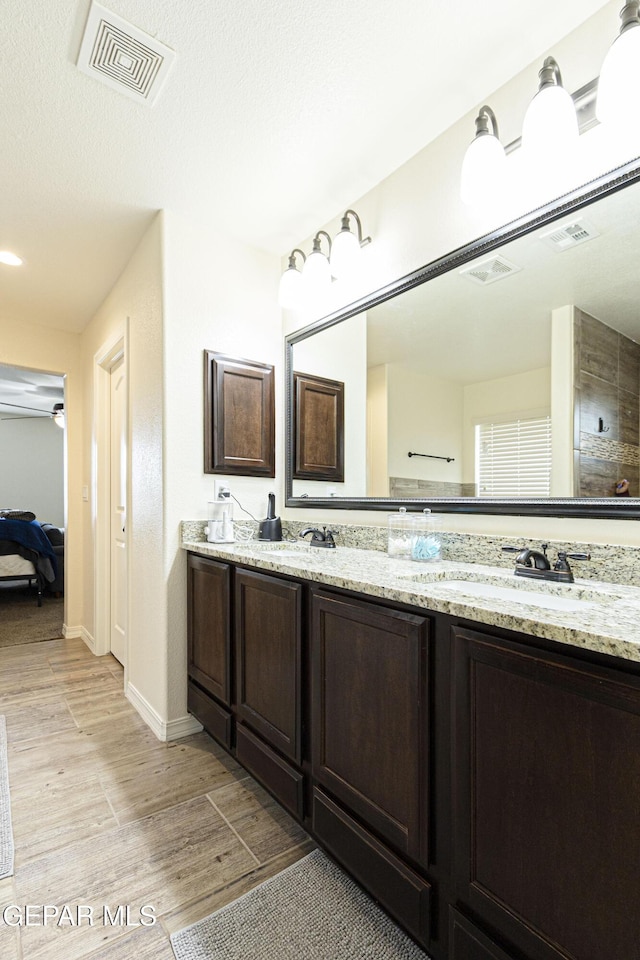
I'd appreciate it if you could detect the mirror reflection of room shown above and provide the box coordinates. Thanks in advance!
[291,180,640,501]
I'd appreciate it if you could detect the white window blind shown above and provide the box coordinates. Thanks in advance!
[476,415,552,497]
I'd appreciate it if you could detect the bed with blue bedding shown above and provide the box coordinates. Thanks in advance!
[0,514,58,606]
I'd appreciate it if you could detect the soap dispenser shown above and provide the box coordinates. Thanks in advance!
[258,493,283,542]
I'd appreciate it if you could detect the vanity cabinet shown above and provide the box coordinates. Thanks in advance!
[187,555,305,817]
[310,588,430,865]
[234,568,305,818]
[186,550,640,960]
[187,554,233,748]
[451,625,640,960]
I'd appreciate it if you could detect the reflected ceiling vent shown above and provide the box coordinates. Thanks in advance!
[77,2,175,106]
[539,218,600,252]
[459,254,522,286]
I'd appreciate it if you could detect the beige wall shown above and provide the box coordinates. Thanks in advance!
[162,211,282,724]
[0,417,65,527]
[281,0,640,546]
[80,213,165,720]
[387,364,464,484]
[0,319,82,627]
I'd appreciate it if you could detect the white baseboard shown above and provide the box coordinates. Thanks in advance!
[62,624,83,640]
[126,682,203,742]
[80,627,96,652]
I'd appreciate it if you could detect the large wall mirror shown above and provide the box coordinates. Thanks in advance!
[285,158,640,518]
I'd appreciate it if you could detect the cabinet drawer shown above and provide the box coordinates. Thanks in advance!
[312,788,431,948]
[236,723,304,820]
[188,681,233,750]
[449,908,515,960]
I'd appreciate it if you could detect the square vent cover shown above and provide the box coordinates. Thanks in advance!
[459,254,522,286]
[77,2,175,106]
[539,218,600,252]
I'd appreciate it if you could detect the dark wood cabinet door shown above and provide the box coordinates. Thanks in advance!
[311,589,430,864]
[204,351,275,477]
[293,372,344,481]
[452,626,640,960]
[235,569,303,764]
[187,554,232,706]
[449,909,516,960]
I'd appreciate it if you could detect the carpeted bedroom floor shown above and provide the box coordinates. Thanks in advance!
[0,584,64,647]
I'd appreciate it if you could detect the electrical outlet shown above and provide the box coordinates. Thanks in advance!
[215,482,231,500]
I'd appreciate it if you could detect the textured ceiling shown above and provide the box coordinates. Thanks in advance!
[0,0,612,333]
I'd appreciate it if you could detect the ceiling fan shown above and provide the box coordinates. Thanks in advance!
[0,400,65,427]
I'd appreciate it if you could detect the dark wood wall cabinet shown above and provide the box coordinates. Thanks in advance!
[204,350,275,476]
[293,371,344,481]
[187,550,640,960]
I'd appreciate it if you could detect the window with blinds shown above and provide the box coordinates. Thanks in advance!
[476,415,552,497]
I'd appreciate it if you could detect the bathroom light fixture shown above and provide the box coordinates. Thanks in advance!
[278,248,306,308]
[460,105,506,205]
[521,57,578,157]
[0,251,23,266]
[52,403,65,429]
[278,209,371,309]
[302,230,332,295]
[330,209,371,279]
[596,0,640,126]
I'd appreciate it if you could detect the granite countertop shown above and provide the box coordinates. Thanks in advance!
[182,537,640,664]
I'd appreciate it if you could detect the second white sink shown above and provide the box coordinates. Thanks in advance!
[430,579,598,613]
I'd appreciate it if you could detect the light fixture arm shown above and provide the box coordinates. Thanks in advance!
[538,56,564,90]
[620,0,640,33]
[312,230,332,256]
[339,209,372,248]
[286,248,306,270]
[473,105,500,139]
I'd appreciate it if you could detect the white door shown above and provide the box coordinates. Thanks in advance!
[110,357,127,665]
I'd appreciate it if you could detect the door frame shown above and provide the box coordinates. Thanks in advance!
[94,329,129,661]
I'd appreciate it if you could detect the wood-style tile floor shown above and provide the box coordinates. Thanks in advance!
[0,637,313,959]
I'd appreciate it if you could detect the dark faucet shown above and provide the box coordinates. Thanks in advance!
[300,527,336,548]
[502,543,590,583]
[515,544,551,570]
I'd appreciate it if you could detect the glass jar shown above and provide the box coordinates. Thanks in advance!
[411,509,441,562]
[387,507,414,559]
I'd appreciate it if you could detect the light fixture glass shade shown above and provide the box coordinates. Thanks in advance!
[460,133,506,205]
[0,251,23,266]
[330,228,361,279]
[278,265,303,309]
[54,412,65,429]
[521,84,579,157]
[596,24,640,126]
[302,248,331,294]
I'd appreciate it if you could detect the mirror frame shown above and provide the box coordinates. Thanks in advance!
[285,156,640,518]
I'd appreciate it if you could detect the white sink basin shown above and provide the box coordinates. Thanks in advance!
[432,579,598,613]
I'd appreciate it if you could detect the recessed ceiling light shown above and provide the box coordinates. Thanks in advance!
[0,252,23,266]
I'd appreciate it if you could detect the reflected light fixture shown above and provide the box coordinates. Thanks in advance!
[278,248,306,308]
[460,105,506,205]
[521,57,578,157]
[596,0,640,126]
[0,251,23,266]
[52,403,65,429]
[330,209,372,278]
[302,230,332,295]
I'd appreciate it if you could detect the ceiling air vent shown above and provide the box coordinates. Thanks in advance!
[77,2,175,106]
[459,254,522,286]
[539,218,600,252]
